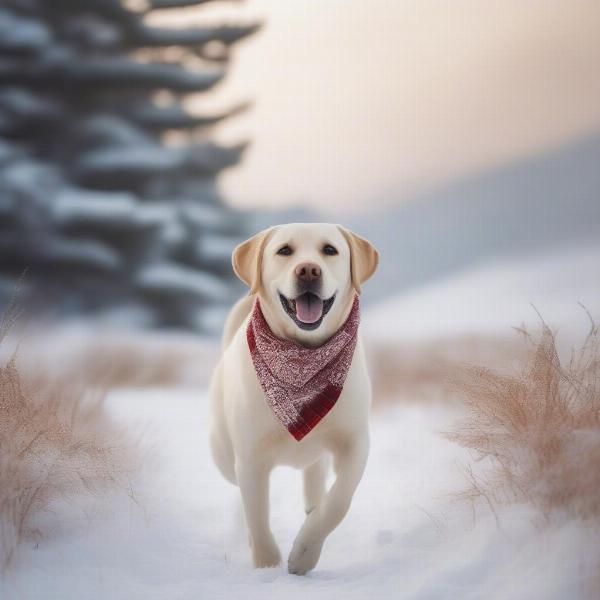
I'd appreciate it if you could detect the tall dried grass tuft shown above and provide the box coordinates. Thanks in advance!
[448,311,600,523]
[0,311,133,570]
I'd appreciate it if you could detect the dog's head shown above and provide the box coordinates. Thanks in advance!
[232,223,379,345]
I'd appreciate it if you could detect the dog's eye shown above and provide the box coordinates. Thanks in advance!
[276,245,293,256]
[322,244,338,256]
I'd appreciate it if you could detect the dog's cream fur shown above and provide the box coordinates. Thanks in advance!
[209,223,379,575]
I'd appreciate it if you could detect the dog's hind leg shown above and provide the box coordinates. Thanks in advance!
[209,426,236,485]
[303,456,328,515]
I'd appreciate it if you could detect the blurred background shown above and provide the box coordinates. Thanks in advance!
[2,2,600,595]
[1,0,599,347]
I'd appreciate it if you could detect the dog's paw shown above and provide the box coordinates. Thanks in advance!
[287,538,323,575]
[251,537,281,569]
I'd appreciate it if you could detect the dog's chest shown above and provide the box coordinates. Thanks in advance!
[257,421,343,469]
[253,384,364,468]
[225,327,370,466]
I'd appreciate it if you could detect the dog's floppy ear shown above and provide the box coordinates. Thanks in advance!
[232,227,275,294]
[337,226,379,294]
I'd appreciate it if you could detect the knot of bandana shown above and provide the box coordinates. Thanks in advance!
[247,296,360,441]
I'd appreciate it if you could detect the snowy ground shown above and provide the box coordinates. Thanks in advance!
[1,240,599,599]
[1,388,596,600]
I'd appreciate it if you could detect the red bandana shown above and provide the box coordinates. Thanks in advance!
[247,296,360,441]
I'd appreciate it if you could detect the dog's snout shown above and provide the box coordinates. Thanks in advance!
[295,262,321,282]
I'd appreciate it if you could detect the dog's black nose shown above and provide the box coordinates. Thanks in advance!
[295,262,321,282]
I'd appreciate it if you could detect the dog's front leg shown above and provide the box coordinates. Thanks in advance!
[236,461,281,568]
[288,436,369,575]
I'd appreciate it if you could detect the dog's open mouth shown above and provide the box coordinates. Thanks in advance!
[279,292,336,331]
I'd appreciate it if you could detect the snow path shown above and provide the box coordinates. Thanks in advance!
[2,389,595,600]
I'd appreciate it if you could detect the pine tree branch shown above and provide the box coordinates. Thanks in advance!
[125,23,261,48]
[2,1,40,16]
[0,233,121,273]
[0,55,224,92]
[0,8,53,55]
[0,88,63,135]
[46,0,137,26]
[125,101,250,130]
[71,141,247,189]
[148,0,241,9]
[136,262,230,303]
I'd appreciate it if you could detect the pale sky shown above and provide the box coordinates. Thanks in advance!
[152,0,600,212]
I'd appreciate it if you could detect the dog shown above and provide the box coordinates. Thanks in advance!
[208,223,379,575]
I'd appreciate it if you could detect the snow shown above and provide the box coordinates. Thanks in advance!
[1,389,596,599]
[52,189,139,227]
[195,234,239,266]
[52,192,186,247]
[365,239,600,350]
[179,201,230,231]
[0,9,52,53]
[136,262,230,301]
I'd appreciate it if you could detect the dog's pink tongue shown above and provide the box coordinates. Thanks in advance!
[295,294,323,323]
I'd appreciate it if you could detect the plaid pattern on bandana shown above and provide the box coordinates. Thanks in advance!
[247,296,360,441]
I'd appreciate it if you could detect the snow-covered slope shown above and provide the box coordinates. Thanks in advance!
[1,389,596,599]
[365,240,600,350]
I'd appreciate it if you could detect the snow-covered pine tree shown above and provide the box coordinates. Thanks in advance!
[0,0,258,331]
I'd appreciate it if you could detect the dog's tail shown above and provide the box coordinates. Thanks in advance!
[221,294,255,351]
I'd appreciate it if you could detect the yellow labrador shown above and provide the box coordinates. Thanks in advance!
[209,223,379,574]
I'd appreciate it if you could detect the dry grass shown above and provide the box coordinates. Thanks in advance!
[447,312,600,523]
[367,334,532,406]
[64,335,216,388]
[0,314,134,570]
